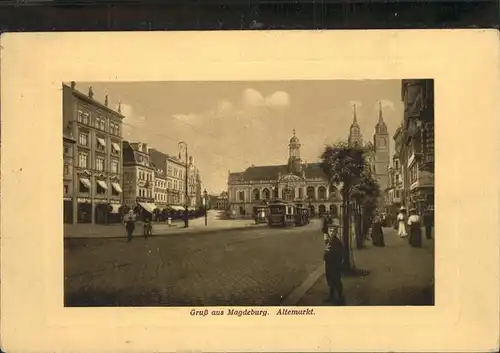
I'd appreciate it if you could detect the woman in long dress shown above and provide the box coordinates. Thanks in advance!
[371,211,385,247]
[397,207,408,238]
[407,208,423,248]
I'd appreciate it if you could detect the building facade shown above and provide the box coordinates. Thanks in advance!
[212,191,229,210]
[398,79,435,213]
[63,82,124,224]
[187,156,199,208]
[166,154,187,208]
[228,130,342,218]
[122,141,156,214]
[348,103,391,209]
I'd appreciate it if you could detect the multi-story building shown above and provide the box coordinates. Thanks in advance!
[166,154,187,209]
[62,82,124,224]
[228,130,342,218]
[212,191,229,210]
[187,156,199,208]
[122,141,156,215]
[149,148,169,210]
[399,79,435,213]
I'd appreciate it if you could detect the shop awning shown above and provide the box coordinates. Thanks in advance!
[169,205,185,211]
[138,202,156,213]
[79,178,91,189]
[96,180,108,190]
[111,182,122,193]
[110,204,120,214]
[112,142,121,152]
[97,137,106,147]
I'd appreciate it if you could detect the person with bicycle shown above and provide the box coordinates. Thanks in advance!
[143,214,153,239]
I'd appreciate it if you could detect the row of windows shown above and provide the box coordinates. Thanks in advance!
[138,170,153,181]
[155,179,167,189]
[77,151,119,173]
[167,165,185,179]
[138,188,153,198]
[77,109,121,136]
[78,132,120,155]
[235,186,338,202]
[155,193,167,202]
[67,180,121,196]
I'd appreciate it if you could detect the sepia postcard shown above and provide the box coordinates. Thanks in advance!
[1,30,499,352]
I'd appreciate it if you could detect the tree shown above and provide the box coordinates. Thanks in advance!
[320,142,365,271]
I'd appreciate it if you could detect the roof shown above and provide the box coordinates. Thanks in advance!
[230,163,327,182]
[149,148,168,171]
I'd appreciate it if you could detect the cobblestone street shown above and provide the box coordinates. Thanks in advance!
[64,221,325,306]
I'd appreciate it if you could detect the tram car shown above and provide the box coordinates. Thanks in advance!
[268,200,296,227]
[253,205,268,224]
[294,207,310,226]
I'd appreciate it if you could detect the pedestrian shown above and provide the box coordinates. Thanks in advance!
[407,208,423,248]
[371,210,385,247]
[124,210,136,242]
[323,219,345,305]
[423,208,434,240]
[183,206,189,228]
[397,206,408,238]
[143,214,153,239]
[322,212,333,246]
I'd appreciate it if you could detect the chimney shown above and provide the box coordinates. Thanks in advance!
[105,94,109,107]
[70,81,76,90]
[88,86,94,99]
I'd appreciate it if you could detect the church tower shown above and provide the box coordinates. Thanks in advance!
[348,104,364,147]
[288,129,302,174]
[373,102,390,191]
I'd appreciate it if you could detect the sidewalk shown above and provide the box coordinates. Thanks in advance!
[297,227,435,306]
[64,218,266,239]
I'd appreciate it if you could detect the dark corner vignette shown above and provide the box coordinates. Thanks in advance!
[62,79,434,308]
[0,0,498,32]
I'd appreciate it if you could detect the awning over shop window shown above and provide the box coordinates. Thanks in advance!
[138,202,156,213]
[112,142,121,152]
[96,180,108,190]
[169,205,185,211]
[79,178,91,189]
[97,137,106,147]
[110,204,120,214]
[111,182,122,193]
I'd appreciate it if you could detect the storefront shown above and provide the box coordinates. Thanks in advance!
[77,197,92,223]
[108,201,122,223]
[136,197,156,220]
[63,197,73,224]
[94,199,109,224]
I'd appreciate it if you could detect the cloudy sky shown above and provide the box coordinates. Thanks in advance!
[78,80,404,194]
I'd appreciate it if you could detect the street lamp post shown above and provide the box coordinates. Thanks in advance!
[178,141,189,228]
[203,189,208,226]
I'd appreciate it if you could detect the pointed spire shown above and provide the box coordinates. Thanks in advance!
[293,128,296,137]
[378,101,384,123]
[351,103,359,127]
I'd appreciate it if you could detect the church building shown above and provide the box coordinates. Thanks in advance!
[227,103,390,218]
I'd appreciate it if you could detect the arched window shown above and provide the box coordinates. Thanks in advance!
[306,186,315,200]
[282,187,294,201]
[262,188,270,200]
[252,188,260,201]
[329,204,338,216]
[329,185,337,199]
[318,186,327,200]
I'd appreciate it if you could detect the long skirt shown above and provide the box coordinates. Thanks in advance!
[397,221,407,238]
[371,223,385,247]
[408,223,422,247]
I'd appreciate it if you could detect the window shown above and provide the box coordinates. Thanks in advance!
[252,189,260,201]
[112,185,120,196]
[395,160,399,170]
[64,164,69,175]
[79,132,88,146]
[238,191,245,201]
[174,168,178,177]
[174,180,178,190]
[64,145,72,156]
[97,181,106,194]
[96,157,105,171]
[64,185,69,194]
[95,117,101,129]
[100,118,105,131]
[77,110,83,123]
[168,180,172,189]
[79,179,90,193]
[168,166,173,176]
[78,152,88,168]
[111,160,118,174]
[83,113,90,125]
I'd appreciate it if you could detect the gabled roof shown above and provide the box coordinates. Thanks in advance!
[229,162,327,182]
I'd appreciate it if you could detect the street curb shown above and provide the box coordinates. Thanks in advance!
[281,263,325,306]
[64,224,266,240]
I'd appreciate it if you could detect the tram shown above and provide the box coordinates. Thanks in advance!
[294,207,310,226]
[267,200,296,227]
[254,205,268,224]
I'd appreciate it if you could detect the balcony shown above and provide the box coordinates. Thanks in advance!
[410,171,434,191]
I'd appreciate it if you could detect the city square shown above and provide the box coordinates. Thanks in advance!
[63,79,435,307]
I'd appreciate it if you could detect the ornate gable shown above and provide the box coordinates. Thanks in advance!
[279,173,303,183]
